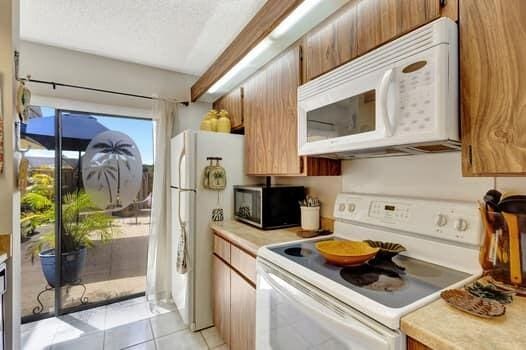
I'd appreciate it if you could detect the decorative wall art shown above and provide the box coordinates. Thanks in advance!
[82,130,143,210]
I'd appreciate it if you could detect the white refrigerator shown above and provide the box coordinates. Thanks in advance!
[170,130,248,331]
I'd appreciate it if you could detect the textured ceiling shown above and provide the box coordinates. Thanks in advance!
[20,0,267,76]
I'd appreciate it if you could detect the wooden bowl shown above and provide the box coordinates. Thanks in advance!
[315,240,379,266]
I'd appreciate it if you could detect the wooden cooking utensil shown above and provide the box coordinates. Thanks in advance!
[502,212,522,285]
[478,205,495,270]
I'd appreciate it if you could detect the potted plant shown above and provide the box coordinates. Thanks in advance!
[27,190,116,287]
[21,173,54,241]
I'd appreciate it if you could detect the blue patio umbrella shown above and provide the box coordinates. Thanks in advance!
[21,113,109,192]
[21,114,109,151]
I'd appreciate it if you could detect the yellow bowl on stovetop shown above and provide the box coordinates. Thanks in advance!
[315,240,380,266]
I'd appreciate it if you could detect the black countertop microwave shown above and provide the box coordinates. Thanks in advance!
[233,185,305,230]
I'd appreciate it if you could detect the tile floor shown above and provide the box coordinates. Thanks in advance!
[21,296,228,350]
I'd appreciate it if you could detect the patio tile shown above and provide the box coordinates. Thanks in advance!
[149,311,186,338]
[22,216,149,319]
[201,326,225,348]
[104,319,153,350]
[155,329,208,350]
[50,331,104,350]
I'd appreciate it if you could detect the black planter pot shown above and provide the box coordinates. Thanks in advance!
[39,247,87,287]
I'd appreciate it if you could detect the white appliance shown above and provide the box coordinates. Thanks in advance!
[297,18,459,159]
[256,193,482,350]
[171,130,248,331]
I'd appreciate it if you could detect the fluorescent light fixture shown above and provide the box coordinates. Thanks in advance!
[270,0,322,39]
[207,0,323,95]
[208,38,273,94]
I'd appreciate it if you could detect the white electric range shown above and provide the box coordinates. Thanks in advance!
[256,193,482,350]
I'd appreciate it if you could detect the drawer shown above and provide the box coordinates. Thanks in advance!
[213,234,231,263]
[230,245,256,285]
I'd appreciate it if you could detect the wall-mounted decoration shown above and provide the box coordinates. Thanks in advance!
[202,157,226,190]
[16,80,31,122]
[82,131,142,210]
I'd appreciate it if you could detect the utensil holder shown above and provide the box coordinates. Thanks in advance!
[301,206,320,231]
[479,208,526,288]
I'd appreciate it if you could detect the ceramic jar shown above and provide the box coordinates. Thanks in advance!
[200,110,218,131]
[217,109,231,133]
[301,206,320,231]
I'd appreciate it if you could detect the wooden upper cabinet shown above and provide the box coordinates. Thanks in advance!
[302,1,358,82]
[303,0,446,82]
[244,46,303,176]
[460,0,526,175]
[244,46,341,176]
[213,88,244,129]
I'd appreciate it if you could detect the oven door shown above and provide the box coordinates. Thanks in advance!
[256,259,403,350]
[298,66,397,156]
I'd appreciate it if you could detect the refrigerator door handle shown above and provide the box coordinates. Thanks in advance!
[170,185,196,192]
[177,132,187,229]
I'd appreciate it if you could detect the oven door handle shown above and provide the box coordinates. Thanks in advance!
[378,68,395,137]
[258,263,398,349]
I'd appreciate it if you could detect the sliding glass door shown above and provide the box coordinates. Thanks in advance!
[21,108,154,322]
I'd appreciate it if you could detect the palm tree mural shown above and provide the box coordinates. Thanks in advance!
[91,139,135,208]
[85,159,118,208]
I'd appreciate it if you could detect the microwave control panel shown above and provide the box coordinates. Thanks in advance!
[396,48,437,135]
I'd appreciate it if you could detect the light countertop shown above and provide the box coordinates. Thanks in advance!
[401,295,526,349]
[210,220,303,256]
[0,253,7,264]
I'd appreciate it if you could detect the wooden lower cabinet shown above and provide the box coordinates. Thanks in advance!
[230,270,256,350]
[212,233,256,349]
[212,256,231,346]
[407,336,432,350]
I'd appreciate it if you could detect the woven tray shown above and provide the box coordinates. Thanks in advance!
[441,289,506,318]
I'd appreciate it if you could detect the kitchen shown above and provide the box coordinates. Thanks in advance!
[1,0,526,349]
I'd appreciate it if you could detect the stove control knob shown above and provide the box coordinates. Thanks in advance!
[434,214,448,227]
[454,218,468,231]
[338,203,346,212]
[347,203,356,212]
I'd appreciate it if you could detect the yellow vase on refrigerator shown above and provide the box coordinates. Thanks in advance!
[217,109,231,133]
[200,110,218,131]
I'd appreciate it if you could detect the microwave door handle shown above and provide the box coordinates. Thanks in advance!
[259,267,393,348]
[378,68,395,136]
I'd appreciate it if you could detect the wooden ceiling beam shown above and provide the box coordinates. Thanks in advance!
[190,0,303,102]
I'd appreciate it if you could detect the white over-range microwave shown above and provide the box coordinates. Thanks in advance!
[298,18,459,159]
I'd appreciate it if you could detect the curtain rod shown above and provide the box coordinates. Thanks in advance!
[19,77,190,106]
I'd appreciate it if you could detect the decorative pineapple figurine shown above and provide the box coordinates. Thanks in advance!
[208,109,219,131]
[200,109,219,131]
[217,109,231,133]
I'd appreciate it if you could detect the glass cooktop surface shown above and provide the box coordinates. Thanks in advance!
[269,238,471,308]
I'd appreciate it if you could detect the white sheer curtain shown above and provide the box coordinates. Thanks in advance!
[146,99,178,305]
